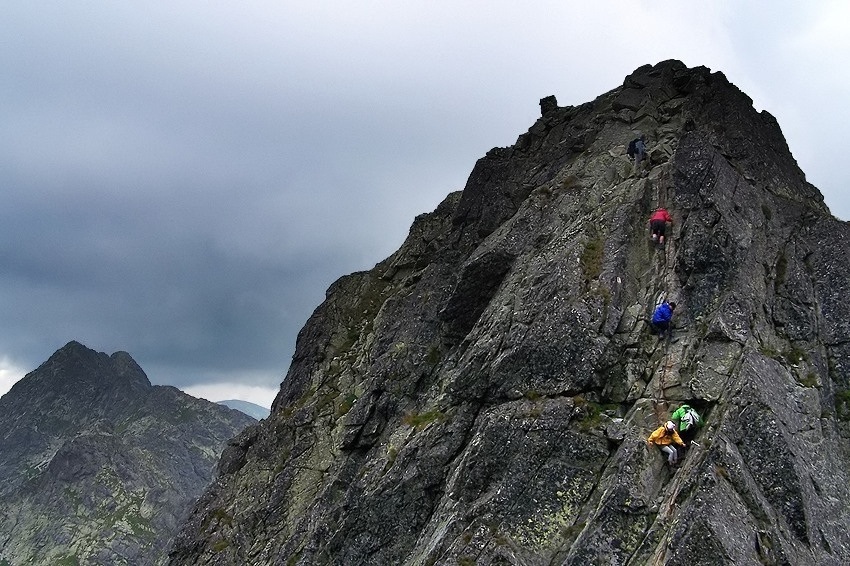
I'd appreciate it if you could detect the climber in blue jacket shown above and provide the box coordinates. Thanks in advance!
[651,301,676,339]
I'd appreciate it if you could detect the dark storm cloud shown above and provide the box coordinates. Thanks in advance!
[0,4,503,409]
[2,3,848,407]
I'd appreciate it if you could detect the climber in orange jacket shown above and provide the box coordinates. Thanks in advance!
[649,208,673,245]
[647,420,686,465]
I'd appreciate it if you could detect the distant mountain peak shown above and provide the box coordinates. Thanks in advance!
[30,340,152,391]
[0,342,255,564]
[217,399,270,420]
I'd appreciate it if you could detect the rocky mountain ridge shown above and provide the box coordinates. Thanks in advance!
[169,60,850,565]
[0,340,255,565]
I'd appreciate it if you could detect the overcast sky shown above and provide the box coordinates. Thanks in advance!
[1,2,848,409]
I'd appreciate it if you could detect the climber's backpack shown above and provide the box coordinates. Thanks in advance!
[681,408,702,430]
[627,138,638,158]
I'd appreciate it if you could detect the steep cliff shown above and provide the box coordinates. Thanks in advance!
[169,61,850,565]
[0,341,255,565]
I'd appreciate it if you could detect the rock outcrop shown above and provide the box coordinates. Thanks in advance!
[0,341,255,565]
[168,61,850,565]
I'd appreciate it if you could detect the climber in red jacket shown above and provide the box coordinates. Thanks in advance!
[649,208,673,245]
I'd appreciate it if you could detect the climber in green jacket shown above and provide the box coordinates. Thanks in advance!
[671,404,702,446]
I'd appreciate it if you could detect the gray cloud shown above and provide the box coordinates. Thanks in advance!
[2,3,848,407]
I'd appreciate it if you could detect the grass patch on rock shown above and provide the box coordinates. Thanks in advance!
[835,390,850,421]
[580,237,604,283]
[335,393,357,419]
[402,410,448,431]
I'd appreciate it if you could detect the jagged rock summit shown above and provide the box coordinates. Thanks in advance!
[0,341,255,565]
[169,60,850,565]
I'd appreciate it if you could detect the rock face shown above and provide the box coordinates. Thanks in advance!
[0,341,255,565]
[168,61,850,565]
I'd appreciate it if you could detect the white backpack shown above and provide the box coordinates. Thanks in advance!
[681,409,701,430]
